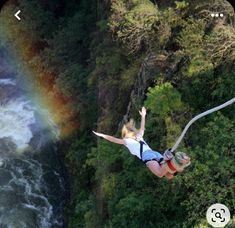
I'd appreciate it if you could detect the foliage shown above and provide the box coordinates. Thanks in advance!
[1,0,234,227]
[109,0,170,53]
[145,82,184,117]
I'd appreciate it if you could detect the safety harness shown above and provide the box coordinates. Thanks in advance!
[138,139,189,175]
[162,151,191,174]
[140,142,189,174]
[166,160,177,172]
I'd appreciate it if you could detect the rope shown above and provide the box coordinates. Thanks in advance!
[171,97,235,152]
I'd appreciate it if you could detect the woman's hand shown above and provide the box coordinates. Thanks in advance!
[92,131,105,138]
[139,107,146,117]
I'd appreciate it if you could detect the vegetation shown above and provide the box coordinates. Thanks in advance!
[0,0,234,227]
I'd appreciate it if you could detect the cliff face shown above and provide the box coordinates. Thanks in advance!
[96,49,184,133]
[119,52,178,127]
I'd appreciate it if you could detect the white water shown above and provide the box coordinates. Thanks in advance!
[0,77,65,227]
[0,159,53,227]
[0,99,35,151]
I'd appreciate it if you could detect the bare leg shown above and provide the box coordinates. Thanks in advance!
[146,160,167,178]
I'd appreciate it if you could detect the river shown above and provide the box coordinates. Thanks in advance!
[0,51,67,227]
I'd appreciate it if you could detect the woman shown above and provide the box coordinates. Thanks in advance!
[93,107,176,179]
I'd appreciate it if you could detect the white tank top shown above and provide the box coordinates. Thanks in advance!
[123,135,152,159]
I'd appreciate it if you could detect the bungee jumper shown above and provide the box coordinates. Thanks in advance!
[93,107,190,179]
[93,97,235,179]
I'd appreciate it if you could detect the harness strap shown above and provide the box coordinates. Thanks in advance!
[139,140,145,160]
[144,157,163,164]
[167,160,177,172]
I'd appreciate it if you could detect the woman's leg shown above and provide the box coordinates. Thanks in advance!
[146,160,167,178]
[165,172,174,180]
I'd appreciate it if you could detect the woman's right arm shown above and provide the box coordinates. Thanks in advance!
[139,107,147,136]
[93,131,125,145]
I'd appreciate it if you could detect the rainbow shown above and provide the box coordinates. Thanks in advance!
[0,1,79,138]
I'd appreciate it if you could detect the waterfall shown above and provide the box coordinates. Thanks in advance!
[0,74,66,226]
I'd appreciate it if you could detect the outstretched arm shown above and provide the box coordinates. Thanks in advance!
[139,107,146,136]
[93,131,125,145]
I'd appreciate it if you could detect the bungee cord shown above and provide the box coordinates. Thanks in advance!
[171,97,235,152]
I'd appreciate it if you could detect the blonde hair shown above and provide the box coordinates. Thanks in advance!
[121,119,138,139]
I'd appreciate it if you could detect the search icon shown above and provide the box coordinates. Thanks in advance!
[206,203,230,227]
[215,212,222,219]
